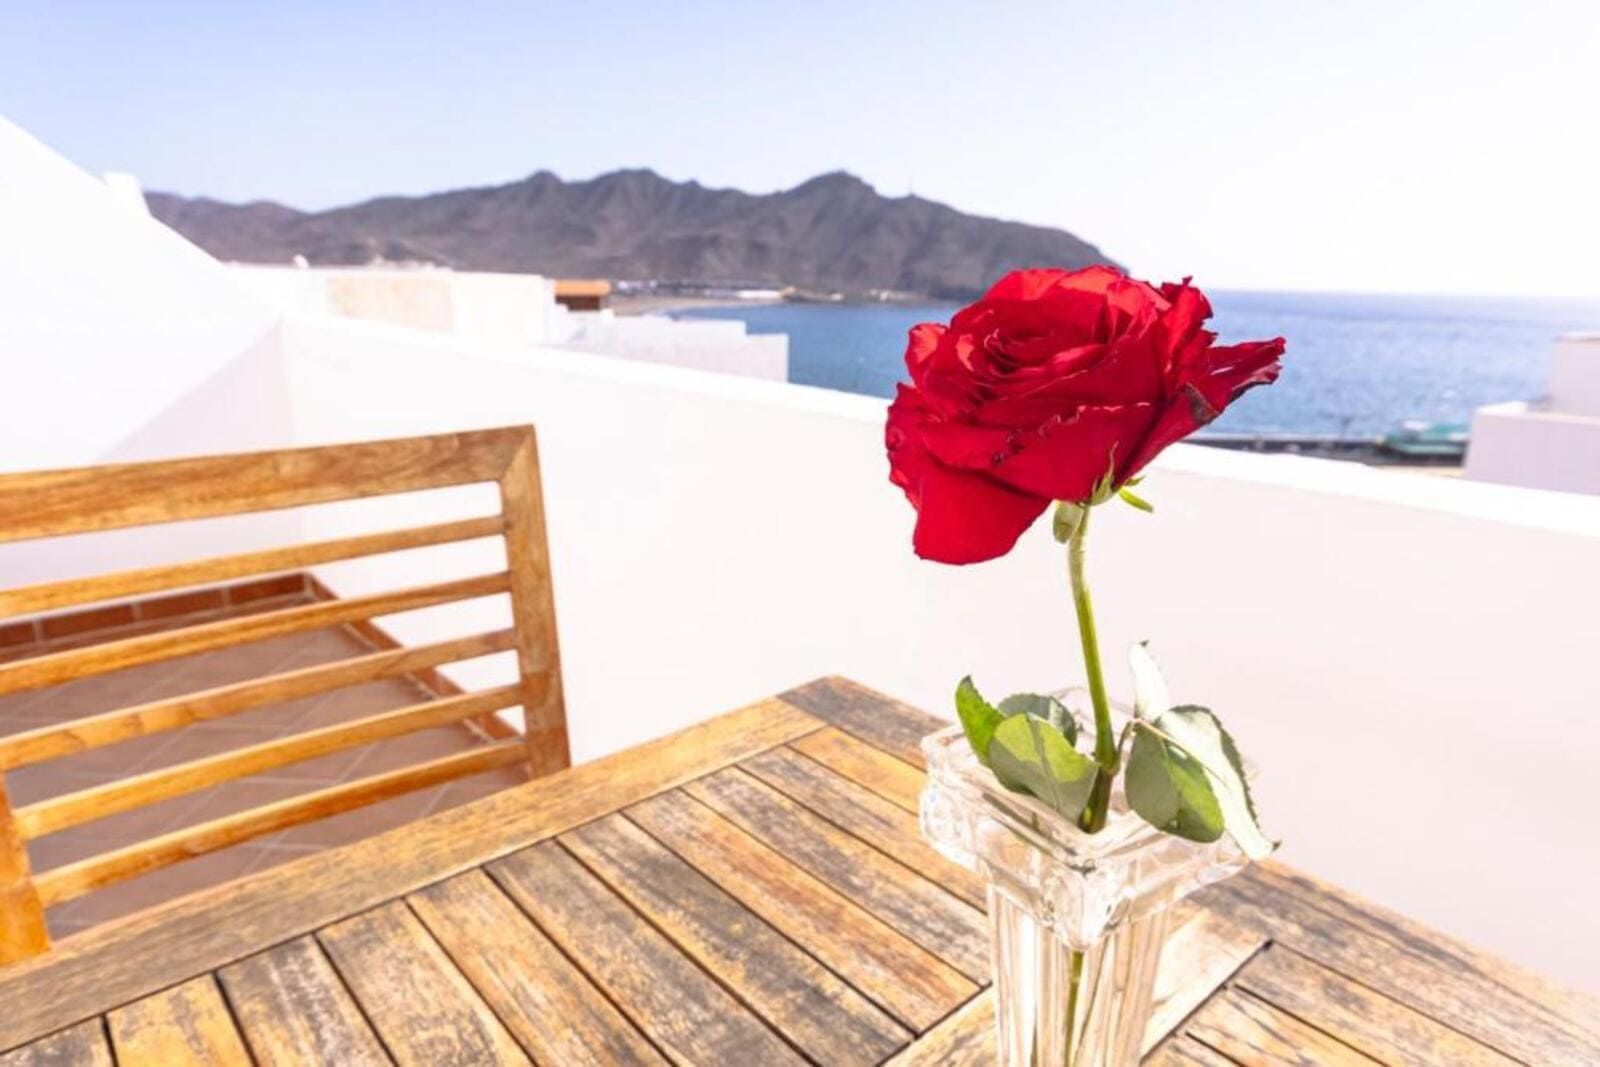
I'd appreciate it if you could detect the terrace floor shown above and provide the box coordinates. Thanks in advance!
[0,579,524,940]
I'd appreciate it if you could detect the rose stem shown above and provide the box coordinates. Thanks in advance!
[1069,507,1116,834]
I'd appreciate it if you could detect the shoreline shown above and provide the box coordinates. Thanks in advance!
[611,294,785,316]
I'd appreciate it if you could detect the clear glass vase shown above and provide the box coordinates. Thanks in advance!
[921,715,1249,1066]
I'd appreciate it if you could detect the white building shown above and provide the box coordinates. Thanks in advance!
[1466,334,1600,494]
[4,115,1600,990]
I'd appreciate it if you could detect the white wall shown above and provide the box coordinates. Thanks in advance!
[549,308,789,381]
[1549,335,1600,415]
[1465,401,1600,494]
[0,118,281,471]
[269,314,1600,989]
[233,265,558,344]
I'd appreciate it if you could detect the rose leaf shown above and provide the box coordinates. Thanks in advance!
[954,676,1005,767]
[998,692,1077,744]
[1129,642,1171,721]
[1151,705,1277,859]
[1125,726,1223,842]
[986,713,1097,821]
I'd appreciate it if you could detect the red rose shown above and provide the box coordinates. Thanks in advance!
[886,266,1284,563]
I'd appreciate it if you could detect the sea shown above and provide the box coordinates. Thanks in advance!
[674,291,1600,437]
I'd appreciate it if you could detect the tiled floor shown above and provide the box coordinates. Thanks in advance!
[0,592,525,940]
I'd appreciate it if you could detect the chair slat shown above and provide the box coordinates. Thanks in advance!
[34,740,527,906]
[0,572,511,698]
[0,428,528,544]
[0,516,504,621]
[0,629,516,771]
[16,685,525,839]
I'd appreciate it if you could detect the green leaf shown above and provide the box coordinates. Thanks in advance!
[1128,642,1170,721]
[987,713,1097,821]
[1125,727,1224,843]
[1052,501,1086,543]
[998,693,1077,744]
[954,676,1005,767]
[1118,487,1154,513]
[1151,706,1276,859]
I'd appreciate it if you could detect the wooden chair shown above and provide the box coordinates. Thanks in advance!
[0,427,566,964]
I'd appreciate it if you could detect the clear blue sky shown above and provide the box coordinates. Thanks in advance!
[4,0,1598,296]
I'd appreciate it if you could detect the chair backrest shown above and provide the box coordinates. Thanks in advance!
[0,427,565,964]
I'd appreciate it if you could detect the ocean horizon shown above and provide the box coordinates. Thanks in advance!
[675,290,1600,437]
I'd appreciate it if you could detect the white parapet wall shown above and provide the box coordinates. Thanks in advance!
[1466,335,1600,493]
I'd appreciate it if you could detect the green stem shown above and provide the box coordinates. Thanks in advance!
[1068,508,1116,833]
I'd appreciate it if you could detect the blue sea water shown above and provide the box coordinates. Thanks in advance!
[675,292,1600,437]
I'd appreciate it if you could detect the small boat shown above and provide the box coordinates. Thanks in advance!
[1376,420,1469,460]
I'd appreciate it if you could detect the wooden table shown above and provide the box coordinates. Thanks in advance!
[1,678,1596,1066]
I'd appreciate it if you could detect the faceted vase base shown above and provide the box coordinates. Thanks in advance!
[920,722,1248,1066]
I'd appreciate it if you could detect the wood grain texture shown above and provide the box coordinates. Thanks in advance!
[625,789,975,1032]
[319,901,529,1066]
[0,629,516,771]
[0,571,511,698]
[741,745,985,908]
[1144,1036,1241,1066]
[0,1020,112,1067]
[18,685,522,838]
[1205,864,1600,1064]
[107,976,252,1066]
[778,676,943,768]
[409,869,664,1066]
[1183,986,1380,1065]
[490,840,806,1066]
[0,775,48,965]
[0,427,528,543]
[686,767,990,978]
[1233,944,1519,1066]
[36,739,527,905]
[497,431,569,777]
[789,726,925,812]
[563,813,909,1064]
[0,516,504,621]
[884,992,994,1066]
[0,696,819,1050]
[217,936,391,1067]
[1142,902,1266,1054]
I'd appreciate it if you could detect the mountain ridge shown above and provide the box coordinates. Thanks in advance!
[146,168,1116,300]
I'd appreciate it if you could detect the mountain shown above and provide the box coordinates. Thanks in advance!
[146,169,1115,299]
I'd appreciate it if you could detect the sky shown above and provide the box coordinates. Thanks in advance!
[3,0,1598,297]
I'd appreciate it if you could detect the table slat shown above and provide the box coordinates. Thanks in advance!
[1234,944,1518,1066]
[625,790,976,1033]
[1184,986,1381,1065]
[1205,870,1600,1064]
[0,695,820,1052]
[217,937,392,1067]
[686,767,990,978]
[743,745,986,908]
[318,901,530,1066]
[789,726,925,812]
[106,976,252,1067]
[490,840,808,1066]
[884,992,994,1066]
[563,813,910,1064]
[778,676,942,767]
[408,869,665,1066]
[0,1020,112,1067]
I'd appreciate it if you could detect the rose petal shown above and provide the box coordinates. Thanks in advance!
[988,403,1158,502]
[910,461,1050,564]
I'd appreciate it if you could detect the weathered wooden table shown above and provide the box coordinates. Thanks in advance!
[1,678,1596,1065]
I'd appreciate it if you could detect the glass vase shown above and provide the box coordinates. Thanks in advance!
[920,713,1249,1066]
